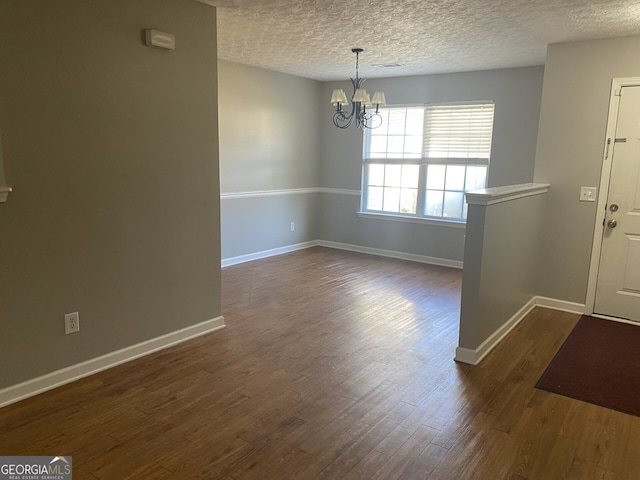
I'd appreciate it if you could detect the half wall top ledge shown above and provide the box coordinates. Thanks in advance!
[466,183,550,206]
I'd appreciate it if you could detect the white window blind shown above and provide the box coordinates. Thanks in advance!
[422,103,494,161]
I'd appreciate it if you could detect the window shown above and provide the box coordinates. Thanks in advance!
[362,103,494,221]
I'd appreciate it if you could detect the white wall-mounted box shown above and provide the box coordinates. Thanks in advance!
[144,29,175,50]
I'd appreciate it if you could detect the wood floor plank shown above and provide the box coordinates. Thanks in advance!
[2,247,640,479]
[341,450,391,480]
[372,424,440,480]
[397,442,447,480]
[427,411,503,479]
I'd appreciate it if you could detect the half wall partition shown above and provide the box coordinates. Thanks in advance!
[456,183,550,364]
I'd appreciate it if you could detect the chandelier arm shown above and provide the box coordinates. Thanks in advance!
[333,110,354,129]
[352,77,365,92]
[360,111,383,129]
[333,76,362,128]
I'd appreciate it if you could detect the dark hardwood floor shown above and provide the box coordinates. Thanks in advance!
[2,247,639,479]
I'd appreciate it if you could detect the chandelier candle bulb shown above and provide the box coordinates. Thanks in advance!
[371,92,386,112]
[331,89,349,111]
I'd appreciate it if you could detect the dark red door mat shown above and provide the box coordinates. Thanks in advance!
[536,315,640,417]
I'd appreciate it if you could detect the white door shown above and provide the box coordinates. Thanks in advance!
[594,85,640,321]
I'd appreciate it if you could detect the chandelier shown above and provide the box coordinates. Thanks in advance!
[330,48,386,129]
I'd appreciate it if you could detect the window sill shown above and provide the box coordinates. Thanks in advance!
[0,187,11,203]
[357,211,466,229]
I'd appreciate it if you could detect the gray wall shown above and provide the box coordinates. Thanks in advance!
[221,193,319,260]
[319,193,467,263]
[319,67,545,263]
[218,63,544,264]
[0,0,220,389]
[534,36,640,304]
[459,190,547,351]
[218,60,321,260]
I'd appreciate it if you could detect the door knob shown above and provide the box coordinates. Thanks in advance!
[609,203,619,212]
[607,219,617,228]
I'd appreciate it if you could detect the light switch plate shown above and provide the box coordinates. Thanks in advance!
[580,186,597,202]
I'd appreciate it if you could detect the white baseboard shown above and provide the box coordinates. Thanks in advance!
[453,346,479,365]
[222,240,463,269]
[222,241,319,268]
[455,296,587,366]
[0,316,225,408]
[455,297,537,365]
[0,286,588,406]
[317,240,464,269]
[534,296,586,314]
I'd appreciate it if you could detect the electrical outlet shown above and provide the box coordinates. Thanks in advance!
[290,221,295,232]
[65,312,80,335]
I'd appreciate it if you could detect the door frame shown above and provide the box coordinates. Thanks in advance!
[585,77,640,316]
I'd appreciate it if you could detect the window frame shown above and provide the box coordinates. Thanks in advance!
[360,102,494,223]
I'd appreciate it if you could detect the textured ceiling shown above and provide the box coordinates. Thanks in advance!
[200,0,640,81]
